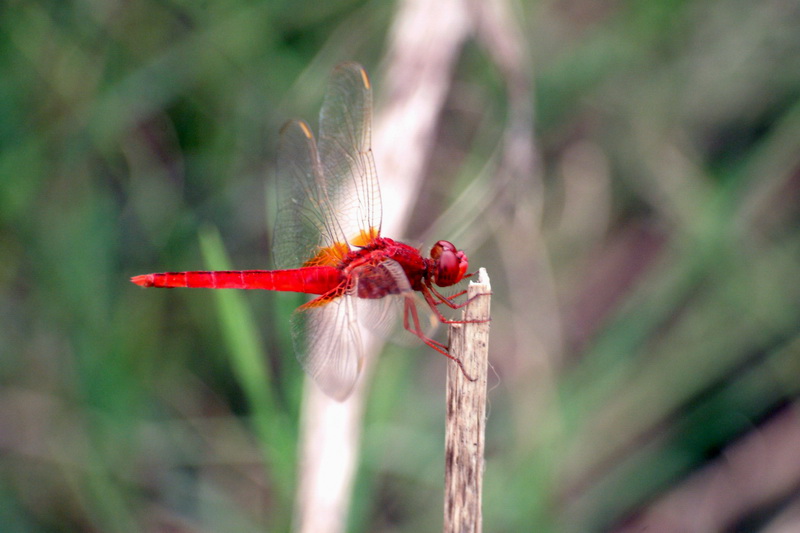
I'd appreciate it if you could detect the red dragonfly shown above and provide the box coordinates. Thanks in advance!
[132,63,479,400]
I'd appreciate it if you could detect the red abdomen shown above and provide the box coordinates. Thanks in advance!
[131,267,342,294]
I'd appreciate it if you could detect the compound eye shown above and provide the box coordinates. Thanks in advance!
[431,240,455,257]
[431,241,468,287]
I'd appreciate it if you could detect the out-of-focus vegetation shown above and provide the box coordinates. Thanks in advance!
[2,0,800,531]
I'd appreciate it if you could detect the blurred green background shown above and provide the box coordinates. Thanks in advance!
[2,0,800,531]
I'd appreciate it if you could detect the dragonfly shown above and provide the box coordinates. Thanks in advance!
[132,62,482,400]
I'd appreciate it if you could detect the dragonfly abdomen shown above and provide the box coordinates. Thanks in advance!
[131,267,342,294]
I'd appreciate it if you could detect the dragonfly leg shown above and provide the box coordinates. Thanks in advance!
[402,296,477,382]
[429,285,491,311]
[460,269,482,280]
[430,287,468,307]
[422,285,490,325]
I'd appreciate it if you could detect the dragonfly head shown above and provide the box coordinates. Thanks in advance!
[429,240,469,287]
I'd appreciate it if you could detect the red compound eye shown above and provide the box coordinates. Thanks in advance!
[430,240,468,287]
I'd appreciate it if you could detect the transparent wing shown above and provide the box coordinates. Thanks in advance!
[292,287,363,400]
[274,63,383,399]
[354,260,440,346]
[273,63,380,270]
[318,62,382,244]
[272,120,344,269]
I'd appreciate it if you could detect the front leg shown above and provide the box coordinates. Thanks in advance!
[422,285,491,324]
[401,295,476,382]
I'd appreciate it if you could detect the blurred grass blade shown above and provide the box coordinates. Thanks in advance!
[199,225,297,503]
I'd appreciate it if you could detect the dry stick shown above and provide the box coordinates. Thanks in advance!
[444,268,491,533]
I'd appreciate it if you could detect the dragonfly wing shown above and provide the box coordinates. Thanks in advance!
[273,63,380,270]
[273,120,348,269]
[353,259,439,345]
[318,62,382,245]
[292,289,363,400]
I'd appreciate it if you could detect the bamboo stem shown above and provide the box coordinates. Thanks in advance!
[444,268,491,533]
